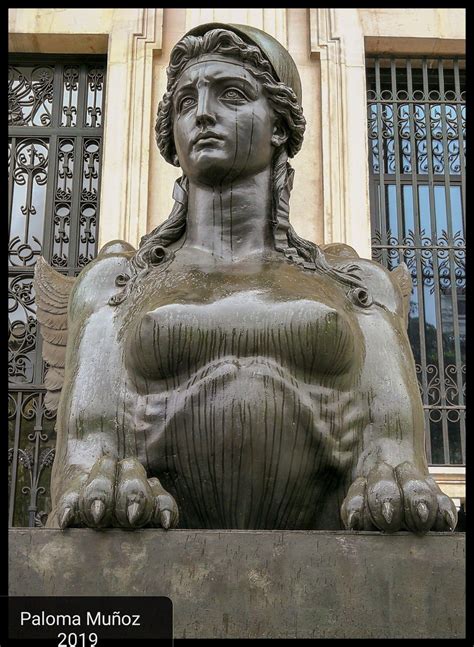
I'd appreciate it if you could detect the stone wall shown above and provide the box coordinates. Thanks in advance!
[9,529,465,639]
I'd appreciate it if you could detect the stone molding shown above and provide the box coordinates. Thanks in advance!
[309,8,371,257]
[100,8,163,248]
[184,8,287,46]
[429,466,466,501]
[364,36,465,56]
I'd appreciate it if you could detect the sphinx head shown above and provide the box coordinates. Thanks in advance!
[156,25,306,184]
[110,25,368,307]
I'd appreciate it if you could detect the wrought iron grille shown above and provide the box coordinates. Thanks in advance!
[366,56,465,465]
[8,55,106,526]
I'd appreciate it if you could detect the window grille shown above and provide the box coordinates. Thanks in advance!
[366,56,465,465]
[8,55,106,526]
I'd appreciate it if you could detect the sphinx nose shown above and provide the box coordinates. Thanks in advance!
[196,89,216,127]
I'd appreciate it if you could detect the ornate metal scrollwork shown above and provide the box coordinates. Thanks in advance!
[8,65,54,127]
[8,56,105,526]
[85,67,104,128]
[8,276,37,384]
[8,391,56,527]
[367,56,465,465]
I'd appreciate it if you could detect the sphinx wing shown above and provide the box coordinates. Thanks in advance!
[321,242,360,259]
[322,243,412,324]
[34,257,76,412]
[391,262,412,327]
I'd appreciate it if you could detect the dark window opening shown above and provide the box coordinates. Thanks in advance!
[8,55,106,526]
[367,56,465,466]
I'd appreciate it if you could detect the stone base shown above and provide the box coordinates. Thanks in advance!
[9,529,465,639]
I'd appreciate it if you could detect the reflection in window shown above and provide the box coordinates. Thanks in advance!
[367,56,465,465]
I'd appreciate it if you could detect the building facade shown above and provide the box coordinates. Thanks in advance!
[8,8,465,526]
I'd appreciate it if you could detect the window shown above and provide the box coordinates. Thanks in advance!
[8,55,106,526]
[367,56,465,465]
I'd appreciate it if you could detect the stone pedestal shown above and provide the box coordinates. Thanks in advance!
[9,529,465,639]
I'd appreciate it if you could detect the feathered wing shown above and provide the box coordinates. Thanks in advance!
[34,257,76,412]
[321,242,360,259]
[391,262,412,327]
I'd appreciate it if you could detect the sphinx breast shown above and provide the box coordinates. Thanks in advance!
[126,290,362,384]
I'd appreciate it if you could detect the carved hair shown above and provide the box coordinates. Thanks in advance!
[110,28,369,306]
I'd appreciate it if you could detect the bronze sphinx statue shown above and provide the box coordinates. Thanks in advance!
[35,23,457,533]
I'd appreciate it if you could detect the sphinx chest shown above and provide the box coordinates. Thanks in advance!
[125,268,364,386]
[120,267,367,529]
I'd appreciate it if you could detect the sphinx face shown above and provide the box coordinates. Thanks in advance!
[172,57,276,185]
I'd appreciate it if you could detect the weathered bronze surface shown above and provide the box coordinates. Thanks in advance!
[35,24,458,532]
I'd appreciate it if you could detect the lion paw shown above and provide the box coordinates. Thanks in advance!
[341,460,457,534]
[57,457,179,530]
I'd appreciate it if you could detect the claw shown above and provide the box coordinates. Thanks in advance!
[91,499,105,524]
[59,506,74,530]
[382,501,394,525]
[416,501,429,524]
[127,502,141,525]
[160,510,171,529]
[347,510,360,530]
[444,509,457,531]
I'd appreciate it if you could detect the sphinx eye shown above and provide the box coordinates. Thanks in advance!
[178,96,196,111]
[220,88,248,102]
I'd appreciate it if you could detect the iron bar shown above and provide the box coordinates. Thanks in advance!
[422,58,449,463]
[438,60,465,464]
[375,59,389,268]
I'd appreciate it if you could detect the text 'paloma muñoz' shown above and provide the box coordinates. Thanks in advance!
[20,612,141,627]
